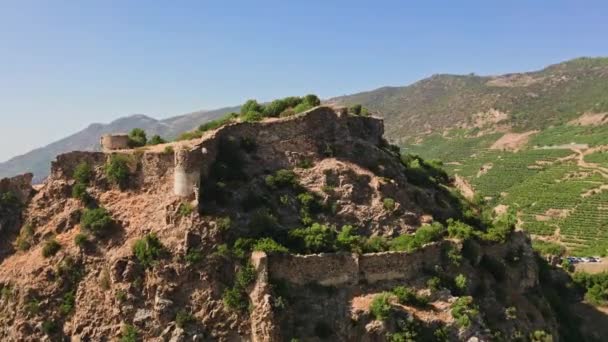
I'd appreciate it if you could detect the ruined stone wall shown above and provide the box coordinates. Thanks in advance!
[176,106,385,198]
[0,173,33,203]
[264,241,449,287]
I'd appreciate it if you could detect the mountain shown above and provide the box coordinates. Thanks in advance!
[0,106,238,183]
[333,57,608,258]
[1,106,596,341]
[331,57,608,143]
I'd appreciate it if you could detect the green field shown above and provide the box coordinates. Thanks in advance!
[403,125,608,255]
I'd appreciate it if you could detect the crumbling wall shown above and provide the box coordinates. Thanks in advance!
[0,173,34,203]
[50,151,107,180]
[264,241,449,287]
[176,106,385,198]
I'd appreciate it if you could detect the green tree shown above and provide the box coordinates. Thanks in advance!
[73,162,93,184]
[148,135,166,145]
[105,154,131,188]
[132,233,165,268]
[303,94,321,106]
[241,99,264,115]
[128,128,147,147]
[81,208,113,236]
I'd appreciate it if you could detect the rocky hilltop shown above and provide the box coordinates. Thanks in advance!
[0,106,573,341]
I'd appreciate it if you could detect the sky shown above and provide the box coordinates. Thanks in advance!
[1,0,608,162]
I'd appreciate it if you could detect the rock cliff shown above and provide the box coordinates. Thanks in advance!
[0,106,563,341]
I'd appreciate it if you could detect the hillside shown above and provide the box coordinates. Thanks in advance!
[331,57,608,143]
[332,57,608,257]
[2,105,598,341]
[0,107,237,183]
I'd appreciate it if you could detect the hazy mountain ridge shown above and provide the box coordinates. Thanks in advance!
[331,56,608,142]
[0,106,237,182]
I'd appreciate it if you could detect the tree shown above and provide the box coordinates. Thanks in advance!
[128,128,147,147]
[105,155,131,188]
[81,207,113,236]
[241,99,264,115]
[349,104,362,115]
[264,99,288,117]
[303,94,321,107]
[148,135,166,145]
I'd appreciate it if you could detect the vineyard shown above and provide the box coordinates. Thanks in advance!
[403,125,608,256]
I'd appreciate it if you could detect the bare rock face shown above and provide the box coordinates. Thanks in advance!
[0,107,562,341]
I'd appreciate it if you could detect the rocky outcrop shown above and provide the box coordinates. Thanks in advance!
[0,106,562,341]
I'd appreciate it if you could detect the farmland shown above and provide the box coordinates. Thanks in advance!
[403,124,608,256]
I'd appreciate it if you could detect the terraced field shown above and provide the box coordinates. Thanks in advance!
[403,124,608,256]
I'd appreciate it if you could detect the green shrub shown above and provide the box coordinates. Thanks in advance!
[241,99,264,115]
[248,209,279,237]
[279,108,296,117]
[242,110,264,122]
[81,207,112,236]
[120,324,138,342]
[349,104,362,115]
[217,216,232,231]
[293,102,312,114]
[42,239,61,258]
[363,236,389,253]
[427,277,441,292]
[303,94,321,107]
[128,128,147,147]
[147,135,166,145]
[176,130,203,141]
[529,330,553,342]
[265,169,297,189]
[223,287,248,311]
[447,219,475,240]
[289,223,336,253]
[73,162,93,184]
[132,233,165,268]
[253,238,289,253]
[391,286,429,307]
[450,296,479,328]
[175,309,195,328]
[15,224,34,251]
[178,202,194,216]
[0,191,21,217]
[336,225,364,253]
[264,99,289,117]
[164,145,174,154]
[370,293,392,321]
[71,182,90,203]
[389,222,445,252]
[185,249,203,264]
[55,256,84,286]
[235,263,257,289]
[25,298,40,315]
[105,154,131,188]
[42,320,59,335]
[455,274,468,291]
[60,290,76,315]
[383,198,396,211]
[74,233,88,248]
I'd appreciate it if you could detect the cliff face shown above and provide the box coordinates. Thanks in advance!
[0,106,560,341]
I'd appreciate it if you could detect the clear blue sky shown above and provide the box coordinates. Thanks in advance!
[1,0,607,162]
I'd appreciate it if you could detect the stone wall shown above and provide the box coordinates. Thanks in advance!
[176,106,384,198]
[262,241,449,287]
[0,173,33,203]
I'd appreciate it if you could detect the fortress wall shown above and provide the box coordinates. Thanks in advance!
[0,173,34,203]
[359,243,445,283]
[264,241,449,287]
[51,151,107,181]
[266,253,359,286]
[174,106,385,197]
